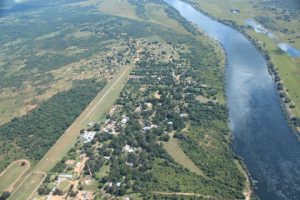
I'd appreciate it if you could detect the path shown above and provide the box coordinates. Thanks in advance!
[0,159,30,192]
[8,171,46,200]
[153,191,217,199]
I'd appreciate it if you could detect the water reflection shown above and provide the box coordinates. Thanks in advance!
[164,0,300,199]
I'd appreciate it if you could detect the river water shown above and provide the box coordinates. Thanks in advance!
[163,0,300,199]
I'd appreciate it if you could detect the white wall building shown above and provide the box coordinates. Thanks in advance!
[81,131,96,143]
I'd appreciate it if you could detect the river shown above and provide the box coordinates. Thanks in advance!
[163,0,300,199]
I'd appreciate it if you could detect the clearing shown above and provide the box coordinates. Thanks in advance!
[153,191,216,199]
[163,134,203,176]
[8,172,46,200]
[0,159,30,193]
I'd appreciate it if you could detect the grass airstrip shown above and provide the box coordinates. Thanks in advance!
[8,65,132,200]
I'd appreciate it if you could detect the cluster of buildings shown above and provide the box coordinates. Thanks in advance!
[103,113,129,135]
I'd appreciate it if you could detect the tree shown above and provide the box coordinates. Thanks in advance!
[0,192,10,200]
[53,189,63,195]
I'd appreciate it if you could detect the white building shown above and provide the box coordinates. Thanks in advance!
[81,131,96,143]
[121,116,129,124]
[123,144,134,153]
[143,124,158,131]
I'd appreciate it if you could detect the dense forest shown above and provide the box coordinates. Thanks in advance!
[0,79,106,170]
[263,0,300,10]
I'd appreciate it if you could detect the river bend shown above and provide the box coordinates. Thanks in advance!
[163,0,300,199]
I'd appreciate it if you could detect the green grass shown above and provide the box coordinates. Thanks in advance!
[97,0,141,21]
[58,180,70,191]
[163,136,203,175]
[151,159,242,199]
[82,179,99,191]
[145,3,189,34]
[0,160,30,193]
[8,172,45,200]
[95,164,110,180]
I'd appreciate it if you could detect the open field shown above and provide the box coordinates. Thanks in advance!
[8,172,46,200]
[34,66,132,173]
[58,180,71,192]
[0,159,30,193]
[145,3,189,34]
[0,0,132,126]
[153,191,216,199]
[163,135,203,175]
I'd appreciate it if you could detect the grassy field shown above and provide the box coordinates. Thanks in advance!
[34,65,132,173]
[186,0,300,118]
[0,160,30,193]
[163,135,203,175]
[145,3,189,34]
[95,164,110,180]
[58,180,70,192]
[0,0,131,126]
[8,172,46,200]
[98,0,141,21]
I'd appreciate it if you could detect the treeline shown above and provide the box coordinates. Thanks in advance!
[164,6,199,35]
[0,79,106,161]
[128,0,148,20]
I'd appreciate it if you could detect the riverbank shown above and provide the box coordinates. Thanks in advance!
[163,0,300,199]
[180,0,300,140]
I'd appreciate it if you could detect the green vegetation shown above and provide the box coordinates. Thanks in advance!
[0,160,29,194]
[8,172,45,200]
[0,79,106,171]
[58,180,71,192]
[34,66,131,173]
[0,0,139,125]
[37,3,246,197]
[1,0,251,199]
[87,32,244,198]
[163,136,203,175]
